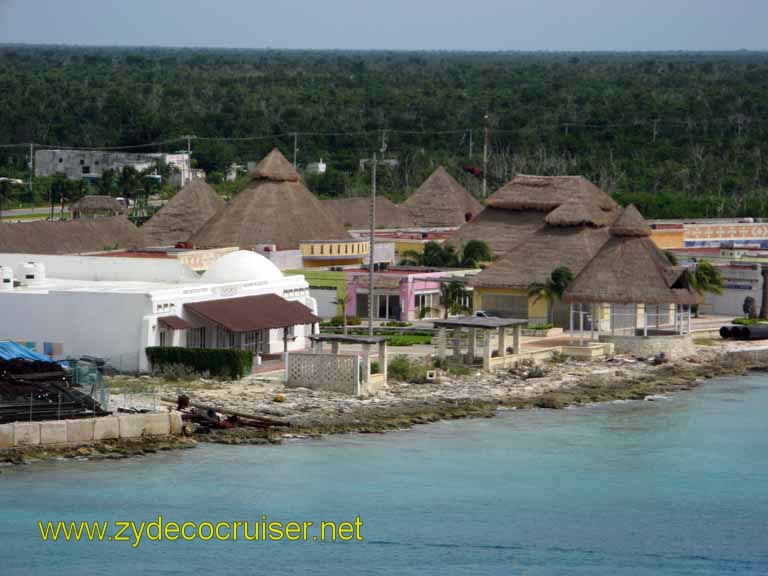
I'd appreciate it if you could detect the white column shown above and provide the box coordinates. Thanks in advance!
[498,327,507,357]
[643,305,648,337]
[331,341,340,354]
[687,307,692,334]
[569,303,574,336]
[482,329,492,371]
[467,328,477,363]
[437,327,447,361]
[452,329,462,360]
[513,324,522,355]
[362,343,372,383]
[378,340,388,382]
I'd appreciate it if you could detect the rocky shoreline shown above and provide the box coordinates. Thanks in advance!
[1,345,760,465]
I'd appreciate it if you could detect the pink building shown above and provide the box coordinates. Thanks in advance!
[346,268,469,321]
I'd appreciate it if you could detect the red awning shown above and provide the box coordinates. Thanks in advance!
[158,316,192,330]
[185,294,319,333]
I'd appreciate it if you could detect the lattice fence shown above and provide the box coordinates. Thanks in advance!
[286,353,361,395]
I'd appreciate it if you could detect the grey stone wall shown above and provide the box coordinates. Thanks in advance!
[599,334,695,359]
[286,352,361,395]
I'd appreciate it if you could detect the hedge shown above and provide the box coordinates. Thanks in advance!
[145,347,253,380]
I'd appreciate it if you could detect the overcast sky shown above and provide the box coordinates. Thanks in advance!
[0,0,764,51]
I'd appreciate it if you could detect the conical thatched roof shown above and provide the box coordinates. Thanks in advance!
[322,196,414,229]
[70,195,126,218]
[564,235,698,305]
[445,206,545,255]
[189,149,350,250]
[141,180,225,247]
[403,167,482,228]
[488,174,618,212]
[0,216,147,255]
[544,201,613,227]
[610,204,652,237]
[470,225,611,290]
[250,148,301,182]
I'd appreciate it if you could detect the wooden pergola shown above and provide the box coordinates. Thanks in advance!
[432,316,528,371]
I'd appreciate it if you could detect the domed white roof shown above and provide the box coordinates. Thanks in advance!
[203,250,283,284]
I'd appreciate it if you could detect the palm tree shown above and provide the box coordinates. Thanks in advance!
[332,294,349,335]
[440,280,470,318]
[527,266,575,324]
[459,240,493,268]
[687,260,724,318]
[399,249,423,266]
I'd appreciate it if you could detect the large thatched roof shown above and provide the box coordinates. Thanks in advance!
[189,149,350,250]
[403,167,482,228]
[563,206,697,305]
[141,180,225,247]
[470,225,611,289]
[446,207,546,255]
[0,216,147,255]
[488,174,618,213]
[322,196,414,229]
[70,195,125,217]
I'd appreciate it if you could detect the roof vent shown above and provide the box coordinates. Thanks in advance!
[20,261,46,285]
[0,266,13,291]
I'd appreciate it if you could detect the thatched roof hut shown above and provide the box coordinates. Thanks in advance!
[470,225,611,290]
[322,196,414,229]
[0,216,147,255]
[447,174,619,257]
[70,195,126,219]
[563,206,698,305]
[403,167,482,228]
[189,149,350,250]
[141,180,225,247]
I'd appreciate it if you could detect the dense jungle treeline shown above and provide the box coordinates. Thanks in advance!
[2,46,768,218]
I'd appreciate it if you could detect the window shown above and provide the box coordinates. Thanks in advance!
[159,330,168,347]
[58,158,63,163]
[82,166,90,174]
[415,293,439,318]
[188,327,206,348]
[243,330,262,354]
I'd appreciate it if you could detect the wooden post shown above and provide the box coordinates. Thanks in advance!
[378,340,388,382]
[437,327,447,362]
[513,324,522,355]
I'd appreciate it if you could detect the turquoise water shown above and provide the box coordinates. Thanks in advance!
[2,375,768,575]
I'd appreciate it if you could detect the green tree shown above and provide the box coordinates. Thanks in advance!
[687,260,724,318]
[440,280,470,318]
[527,266,575,324]
[459,240,493,268]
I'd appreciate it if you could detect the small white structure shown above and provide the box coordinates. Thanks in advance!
[305,159,327,175]
[0,250,318,373]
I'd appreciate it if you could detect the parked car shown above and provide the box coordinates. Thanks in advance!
[474,310,494,318]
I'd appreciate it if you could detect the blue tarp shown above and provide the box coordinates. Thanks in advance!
[0,341,53,362]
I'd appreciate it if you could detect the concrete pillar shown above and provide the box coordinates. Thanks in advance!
[513,324,522,355]
[437,327,447,361]
[362,343,371,383]
[643,305,648,337]
[331,341,340,354]
[498,327,507,357]
[452,328,462,360]
[378,340,388,382]
[569,303,574,336]
[315,341,324,353]
[467,328,477,363]
[687,307,692,334]
[482,329,492,371]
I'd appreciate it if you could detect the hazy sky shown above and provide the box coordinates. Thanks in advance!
[0,0,764,51]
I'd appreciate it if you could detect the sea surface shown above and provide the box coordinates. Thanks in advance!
[1,375,768,575]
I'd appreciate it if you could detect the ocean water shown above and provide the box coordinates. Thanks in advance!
[1,375,768,575]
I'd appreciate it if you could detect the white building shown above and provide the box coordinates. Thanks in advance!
[0,250,318,373]
[35,150,195,187]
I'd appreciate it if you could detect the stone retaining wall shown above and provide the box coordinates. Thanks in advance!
[0,412,183,450]
[599,334,695,359]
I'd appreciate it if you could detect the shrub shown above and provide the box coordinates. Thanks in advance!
[388,355,428,382]
[387,334,433,346]
[732,318,767,326]
[383,320,412,327]
[527,323,554,330]
[145,347,253,380]
[329,315,362,327]
[371,361,380,374]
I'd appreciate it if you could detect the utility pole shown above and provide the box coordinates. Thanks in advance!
[482,113,489,198]
[28,143,34,199]
[468,129,473,158]
[293,133,299,168]
[368,152,377,336]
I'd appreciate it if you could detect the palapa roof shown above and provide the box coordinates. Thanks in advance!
[403,167,483,228]
[141,180,225,247]
[564,207,698,305]
[488,174,618,213]
[70,195,125,217]
[189,148,350,250]
[609,204,652,237]
[322,196,414,229]
[0,216,147,255]
[446,206,546,255]
[544,201,613,227]
[470,225,611,290]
